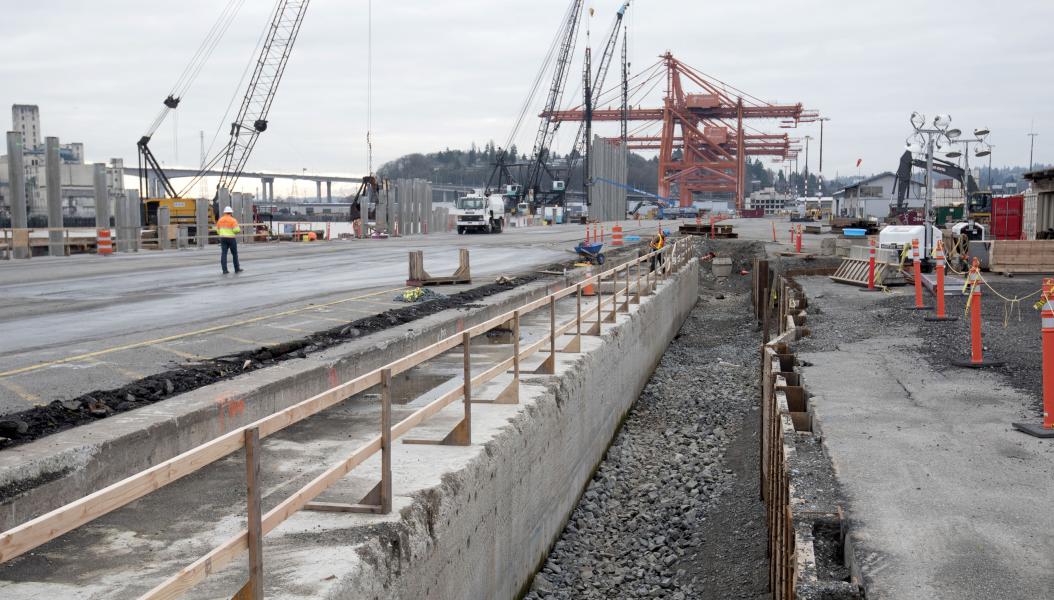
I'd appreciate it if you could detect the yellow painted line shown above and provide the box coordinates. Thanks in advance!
[0,378,41,405]
[309,316,351,324]
[81,356,145,380]
[154,346,208,361]
[0,286,407,379]
[219,334,274,346]
[268,324,311,334]
[322,305,387,316]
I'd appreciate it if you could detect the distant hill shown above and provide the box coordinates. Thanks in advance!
[377,142,659,195]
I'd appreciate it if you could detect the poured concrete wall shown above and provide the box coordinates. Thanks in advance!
[323,261,699,599]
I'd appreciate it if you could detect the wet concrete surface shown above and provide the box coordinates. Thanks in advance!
[0,222,663,416]
[0,282,594,598]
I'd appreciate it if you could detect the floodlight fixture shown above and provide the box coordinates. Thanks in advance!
[975,148,991,157]
[911,111,926,130]
[974,127,990,138]
[945,149,962,158]
[945,128,962,139]
[934,114,952,130]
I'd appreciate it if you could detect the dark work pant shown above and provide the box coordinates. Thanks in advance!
[220,237,240,273]
[650,251,663,272]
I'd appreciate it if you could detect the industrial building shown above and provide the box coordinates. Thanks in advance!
[746,186,792,214]
[0,104,124,221]
[833,172,924,218]
[1023,167,1054,239]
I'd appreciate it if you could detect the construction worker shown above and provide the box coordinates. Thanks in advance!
[217,206,243,274]
[649,228,666,272]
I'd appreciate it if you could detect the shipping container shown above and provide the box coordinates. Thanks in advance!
[686,94,720,109]
[991,194,1024,240]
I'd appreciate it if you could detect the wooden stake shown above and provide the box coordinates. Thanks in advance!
[561,285,582,352]
[404,333,471,445]
[488,312,520,403]
[238,427,263,600]
[534,296,557,373]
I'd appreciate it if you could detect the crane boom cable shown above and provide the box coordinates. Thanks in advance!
[142,0,247,140]
[366,0,373,175]
[177,0,281,198]
[498,0,573,157]
[217,0,311,195]
[524,0,585,201]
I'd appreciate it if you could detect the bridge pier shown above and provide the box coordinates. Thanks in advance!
[326,180,332,203]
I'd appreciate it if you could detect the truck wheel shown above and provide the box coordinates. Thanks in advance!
[494,219,503,233]
[457,226,465,235]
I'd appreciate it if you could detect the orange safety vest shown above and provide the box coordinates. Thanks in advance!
[651,232,665,250]
[217,215,241,238]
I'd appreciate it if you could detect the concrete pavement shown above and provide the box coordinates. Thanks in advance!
[0,221,660,415]
[798,277,1054,599]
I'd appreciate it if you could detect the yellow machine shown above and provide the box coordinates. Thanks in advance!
[143,198,215,227]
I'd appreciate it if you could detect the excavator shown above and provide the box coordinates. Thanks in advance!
[137,0,311,240]
[892,150,991,221]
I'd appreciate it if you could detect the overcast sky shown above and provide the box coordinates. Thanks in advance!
[2,0,1051,195]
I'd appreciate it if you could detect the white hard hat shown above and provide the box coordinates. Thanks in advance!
[223,206,234,214]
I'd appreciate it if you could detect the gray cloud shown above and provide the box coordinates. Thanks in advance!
[1,0,1050,195]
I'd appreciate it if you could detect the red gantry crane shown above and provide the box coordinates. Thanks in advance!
[546,52,817,209]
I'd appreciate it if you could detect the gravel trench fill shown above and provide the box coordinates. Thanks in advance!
[525,258,769,600]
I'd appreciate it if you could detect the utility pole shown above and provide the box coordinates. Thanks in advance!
[986,145,994,191]
[803,135,812,196]
[817,117,830,174]
[1028,124,1039,171]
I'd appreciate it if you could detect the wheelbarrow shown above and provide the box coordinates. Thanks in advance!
[573,241,605,265]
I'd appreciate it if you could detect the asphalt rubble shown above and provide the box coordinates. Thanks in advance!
[525,239,771,600]
[0,246,656,450]
[0,275,540,449]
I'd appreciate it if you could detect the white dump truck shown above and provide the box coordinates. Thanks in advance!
[454,191,507,234]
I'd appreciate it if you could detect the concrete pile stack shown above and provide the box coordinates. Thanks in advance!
[394,178,433,236]
[587,135,628,222]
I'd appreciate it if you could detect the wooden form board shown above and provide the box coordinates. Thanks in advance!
[1,239,693,599]
[989,240,1054,273]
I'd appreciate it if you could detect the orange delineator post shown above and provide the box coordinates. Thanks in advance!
[611,225,623,247]
[771,221,777,243]
[969,267,983,363]
[1012,278,1054,436]
[952,258,1002,367]
[924,240,956,321]
[867,238,876,289]
[910,238,928,309]
[1043,280,1054,429]
[795,224,803,254]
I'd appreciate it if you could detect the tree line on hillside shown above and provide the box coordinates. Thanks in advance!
[377,142,659,195]
[377,144,1045,200]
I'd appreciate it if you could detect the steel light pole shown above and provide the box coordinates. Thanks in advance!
[908,112,959,259]
[817,117,831,175]
[944,128,991,221]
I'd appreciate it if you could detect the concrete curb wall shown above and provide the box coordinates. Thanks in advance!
[324,255,698,599]
[0,264,622,531]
